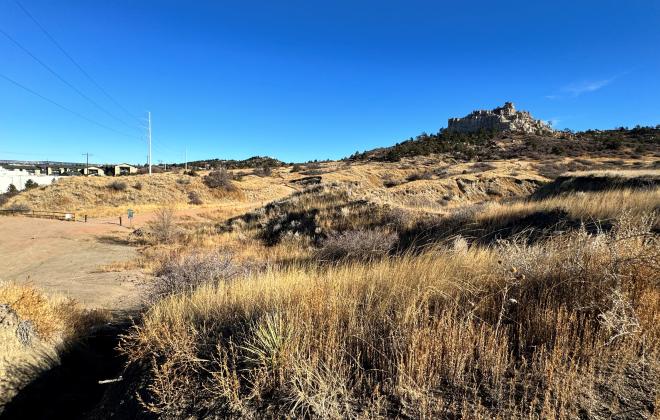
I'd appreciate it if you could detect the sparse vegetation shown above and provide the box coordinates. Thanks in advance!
[352,127,660,164]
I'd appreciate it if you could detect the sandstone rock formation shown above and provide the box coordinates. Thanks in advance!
[447,102,554,134]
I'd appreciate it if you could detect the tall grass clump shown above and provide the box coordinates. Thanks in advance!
[146,207,179,243]
[121,213,659,418]
[316,229,397,262]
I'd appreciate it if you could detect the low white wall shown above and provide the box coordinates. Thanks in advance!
[0,167,58,193]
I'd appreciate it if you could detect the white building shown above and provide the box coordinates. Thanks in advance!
[0,166,58,193]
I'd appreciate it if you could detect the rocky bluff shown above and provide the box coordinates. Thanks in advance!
[447,102,554,134]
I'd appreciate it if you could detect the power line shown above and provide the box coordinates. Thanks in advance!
[0,26,141,133]
[0,71,140,140]
[13,0,142,125]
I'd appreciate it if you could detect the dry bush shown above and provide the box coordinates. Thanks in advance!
[188,191,203,205]
[108,181,128,191]
[253,166,272,177]
[146,251,246,304]
[316,229,397,261]
[146,207,179,243]
[203,169,236,190]
[121,213,660,418]
[406,171,434,182]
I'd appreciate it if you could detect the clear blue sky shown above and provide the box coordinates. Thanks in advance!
[0,1,658,164]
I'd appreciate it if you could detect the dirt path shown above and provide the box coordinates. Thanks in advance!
[0,216,144,310]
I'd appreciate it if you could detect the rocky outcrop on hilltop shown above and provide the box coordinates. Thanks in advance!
[447,102,554,134]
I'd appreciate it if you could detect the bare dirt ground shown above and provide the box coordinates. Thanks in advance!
[0,215,144,310]
[0,203,273,311]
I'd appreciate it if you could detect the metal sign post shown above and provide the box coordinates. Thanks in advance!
[127,209,134,227]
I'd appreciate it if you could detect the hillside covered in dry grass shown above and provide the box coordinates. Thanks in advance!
[102,166,658,419]
[2,135,659,418]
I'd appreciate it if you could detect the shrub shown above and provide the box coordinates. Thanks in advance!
[146,252,242,304]
[291,164,303,172]
[300,169,323,176]
[24,180,38,190]
[203,169,236,190]
[133,182,143,190]
[406,171,433,182]
[188,191,203,205]
[383,179,400,188]
[108,181,127,191]
[146,207,179,243]
[6,184,18,195]
[253,166,273,177]
[316,229,398,261]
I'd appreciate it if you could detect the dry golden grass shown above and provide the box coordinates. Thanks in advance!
[122,211,659,418]
[0,172,268,217]
[0,282,107,407]
[478,188,660,228]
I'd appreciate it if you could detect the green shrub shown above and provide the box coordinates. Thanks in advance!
[24,180,38,190]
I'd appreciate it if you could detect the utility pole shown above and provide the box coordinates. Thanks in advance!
[147,111,152,175]
[184,148,188,172]
[82,152,92,175]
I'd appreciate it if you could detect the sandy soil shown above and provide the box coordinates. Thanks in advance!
[0,215,145,310]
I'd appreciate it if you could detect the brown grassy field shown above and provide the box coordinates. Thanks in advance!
[122,220,659,418]
[113,166,659,418]
[1,157,659,418]
[1,171,294,217]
